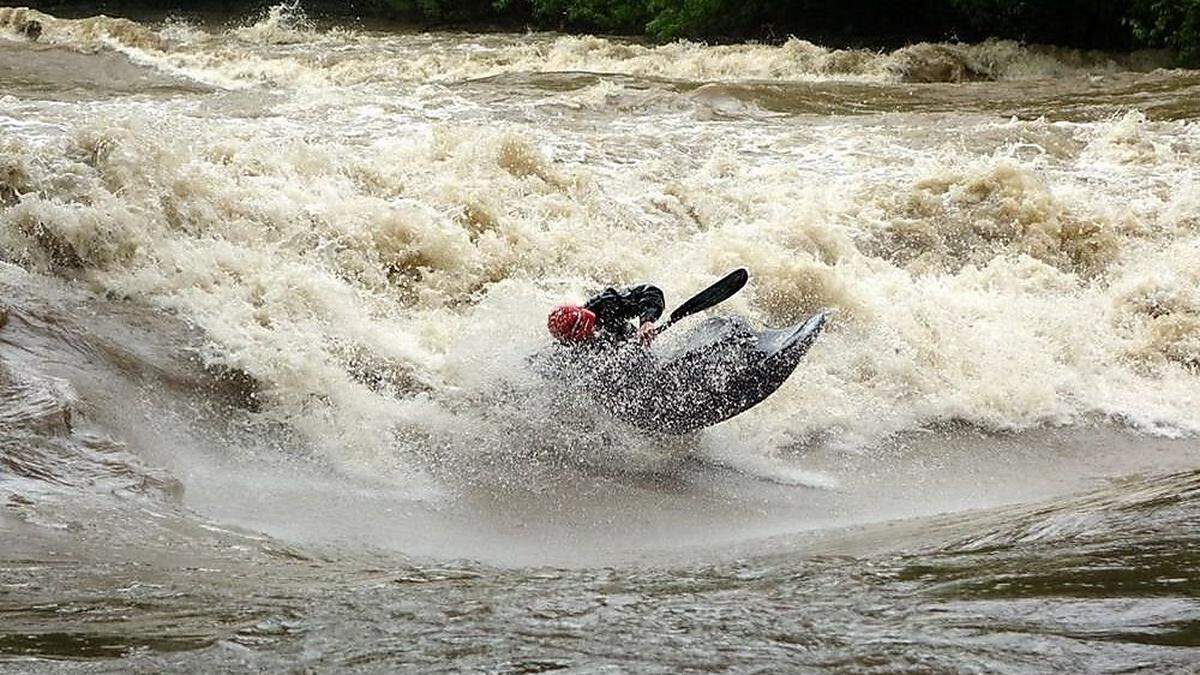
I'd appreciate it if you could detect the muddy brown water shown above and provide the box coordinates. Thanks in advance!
[1,4,1199,672]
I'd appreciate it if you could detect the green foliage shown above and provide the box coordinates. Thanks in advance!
[520,0,652,32]
[1128,0,1200,62]
[945,0,1133,45]
[644,0,742,40]
[370,0,1199,64]
[381,0,504,23]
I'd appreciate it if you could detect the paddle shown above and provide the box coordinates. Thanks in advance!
[655,268,748,336]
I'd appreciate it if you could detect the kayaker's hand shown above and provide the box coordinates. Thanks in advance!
[637,321,656,345]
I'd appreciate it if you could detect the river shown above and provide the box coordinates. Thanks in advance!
[1,4,1199,671]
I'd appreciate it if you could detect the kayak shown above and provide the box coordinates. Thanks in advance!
[534,311,828,434]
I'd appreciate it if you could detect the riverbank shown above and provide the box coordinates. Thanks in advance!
[21,0,1200,65]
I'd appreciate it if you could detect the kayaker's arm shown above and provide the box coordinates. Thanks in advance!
[625,284,665,324]
[583,283,665,340]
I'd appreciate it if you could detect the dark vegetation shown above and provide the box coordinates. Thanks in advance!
[384,0,1198,61]
[28,0,1200,63]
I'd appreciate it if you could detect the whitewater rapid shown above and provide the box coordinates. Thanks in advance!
[2,6,1200,670]
[5,6,1200,458]
[0,3,1198,560]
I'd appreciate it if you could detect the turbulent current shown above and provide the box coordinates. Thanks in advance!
[1,4,1199,671]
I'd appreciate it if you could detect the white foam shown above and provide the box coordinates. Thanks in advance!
[1,11,1199,488]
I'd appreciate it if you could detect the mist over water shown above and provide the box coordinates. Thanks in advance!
[1,4,1199,671]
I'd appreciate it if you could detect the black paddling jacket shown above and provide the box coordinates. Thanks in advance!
[583,284,665,342]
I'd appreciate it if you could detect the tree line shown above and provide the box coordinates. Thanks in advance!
[376,0,1198,62]
[33,0,1200,63]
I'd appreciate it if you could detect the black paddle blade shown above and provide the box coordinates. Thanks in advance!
[668,268,748,325]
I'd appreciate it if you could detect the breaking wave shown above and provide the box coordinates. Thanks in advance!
[0,5,1175,90]
[1,7,1199,495]
[4,101,1200,475]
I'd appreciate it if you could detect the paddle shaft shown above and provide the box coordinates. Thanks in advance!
[653,268,748,336]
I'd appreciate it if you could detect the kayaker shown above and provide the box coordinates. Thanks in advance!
[547,283,664,346]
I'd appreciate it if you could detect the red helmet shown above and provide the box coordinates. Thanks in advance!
[547,305,596,343]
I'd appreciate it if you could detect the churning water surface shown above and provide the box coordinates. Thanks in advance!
[1,4,1199,672]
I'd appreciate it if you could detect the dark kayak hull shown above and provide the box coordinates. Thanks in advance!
[535,312,828,435]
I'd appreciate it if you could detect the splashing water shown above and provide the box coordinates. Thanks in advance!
[2,5,1200,671]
